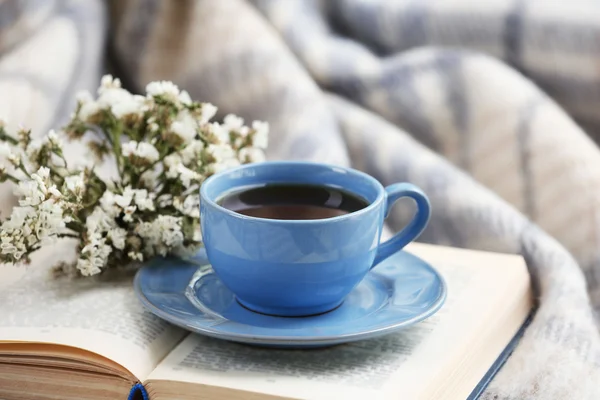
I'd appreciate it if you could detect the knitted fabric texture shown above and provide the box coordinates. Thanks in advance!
[1,1,600,398]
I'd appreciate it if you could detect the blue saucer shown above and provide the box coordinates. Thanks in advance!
[134,250,446,348]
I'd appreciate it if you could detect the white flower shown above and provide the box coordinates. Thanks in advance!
[87,207,116,236]
[108,228,127,250]
[199,103,217,124]
[128,251,144,261]
[212,158,241,174]
[7,152,20,167]
[16,180,44,206]
[121,141,137,157]
[179,90,192,105]
[77,233,112,276]
[174,194,200,218]
[122,141,159,163]
[110,94,146,118]
[64,173,85,196]
[76,90,93,104]
[224,114,244,130]
[157,194,173,208]
[99,191,120,218]
[238,147,266,163]
[0,116,6,128]
[208,122,228,143]
[207,143,236,162]
[0,196,68,262]
[207,144,240,174]
[99,75,122,93]
[78,101,101,121]
[131,188,155,211]
[176,164,200,188]
[251,121,269,148]
[136,142,159,162]
[137,215,184,256]
[77,258,102,276]
[46,130,61,147]
[149,123,159,132]
[47,185,62,199]
[170,112,197,143]
[180,140,204,164]
[113,190,133,208]
[146,80,180,101]
[123,205,136,222]
[164,153,182,168]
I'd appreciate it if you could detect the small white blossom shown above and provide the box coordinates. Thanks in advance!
[176,164,201,188]
[131,188,155,211]
[207,144,240,174]
[77,233,112,276]
[122,141,159,163]
[170,112,197,143]
[87,207,116,235]
[157,194,173,208]
[48,185,62,198]
[7,152,20,167]
[179,90,192,105]
[137,215,184,256]
[212,158,241,174]
[76,90,94,104]
[199,103,217,124]
[224,114,244,130]
[111,94,146,118]
[78,101,101,121]
[146,80,180,101]
[99,75,122,93]
[64,173,85,196]
[207,143,236,162]
[238,147,266,163]
[108,228,127,250]
[208,122,229,143]
[99,191,121,218]
[174,194,200,218]
[180,140,204,164]
[251,121,269,148]
[123,205,136,222]
[128,251,144,261]
[46,130,61,147]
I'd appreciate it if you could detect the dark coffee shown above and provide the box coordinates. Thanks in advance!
[217,183,369,220]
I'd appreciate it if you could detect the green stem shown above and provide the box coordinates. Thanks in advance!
[47,165,65,180]
[67,219,85,233]
[58,232,80,239]
[18,163,31,178]
[4,174,19,183]
[0,129,18,145]
[112,130,123,175]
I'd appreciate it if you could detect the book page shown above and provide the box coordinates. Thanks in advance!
[147,253,477,400]
[0,242,187,380]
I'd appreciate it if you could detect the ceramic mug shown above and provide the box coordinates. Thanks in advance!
[199,161,431,317]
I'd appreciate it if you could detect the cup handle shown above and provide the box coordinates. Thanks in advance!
[371,183,431,268]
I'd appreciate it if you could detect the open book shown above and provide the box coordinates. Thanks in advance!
[0,242,533,400]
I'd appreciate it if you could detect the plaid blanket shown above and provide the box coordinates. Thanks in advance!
[2,1,600,398]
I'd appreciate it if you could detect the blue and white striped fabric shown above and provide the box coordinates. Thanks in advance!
[2,0,600,398]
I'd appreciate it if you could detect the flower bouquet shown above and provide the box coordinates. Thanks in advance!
[0,76,268,277]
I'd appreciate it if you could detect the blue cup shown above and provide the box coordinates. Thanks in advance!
[200,161,430,317]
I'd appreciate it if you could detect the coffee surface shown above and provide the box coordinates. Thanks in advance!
[217,183,369,220]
